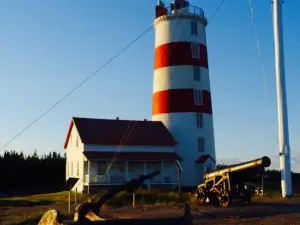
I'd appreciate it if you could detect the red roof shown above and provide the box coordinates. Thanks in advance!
[64,117,177,149]
[83,151,182,161]
[196,154,216,164]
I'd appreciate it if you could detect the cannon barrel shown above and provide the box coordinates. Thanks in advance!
[204,156,271,179]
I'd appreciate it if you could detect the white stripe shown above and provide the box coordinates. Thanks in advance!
[153,66,211,93]
[154,17,207,48]
[152,113,216,186]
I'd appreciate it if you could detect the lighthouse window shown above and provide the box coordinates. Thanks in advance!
[191,21,198,35]
[194,90,203,105]
[197,137,205,152]
[193,67,201,81]
[191,42,200,58]
[196,113,203,128]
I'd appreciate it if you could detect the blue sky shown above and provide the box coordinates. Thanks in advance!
[0,0,299,171]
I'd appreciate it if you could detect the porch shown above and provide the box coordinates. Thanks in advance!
[84,161,180,184]
[83,160,180,191]
[82,150,182,193]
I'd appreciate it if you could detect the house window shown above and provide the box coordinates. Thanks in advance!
[198,137,205,152]
[194,90,203,105]
[191,42,200,59]
[196,113,203,128]
[76,161,79,176]
[193,66,200,81]
[191,21,198,35]
[71,162,73,176]
[98,162,107,175]
[129,163,136,173]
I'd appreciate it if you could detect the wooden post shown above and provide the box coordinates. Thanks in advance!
[74,188,77,206]
[126,162,129,181]
[88,161,90,194]
[261,174,264,199]
[178,167,181,194]
[144,162,150,191]
[161,161,164,183]
[133,190,136,208]
[68,185,71,213]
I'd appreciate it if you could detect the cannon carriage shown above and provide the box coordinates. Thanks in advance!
[195,156,271,207]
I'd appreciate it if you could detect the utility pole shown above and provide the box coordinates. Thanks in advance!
[272,0,292,197]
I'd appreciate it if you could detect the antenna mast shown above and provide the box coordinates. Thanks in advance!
[272,0,292,197]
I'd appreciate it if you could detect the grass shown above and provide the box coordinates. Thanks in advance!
[1,188,300,208]
[104,190,190,207]
[0,190,190,224]
[0,191,81,207]
[2,188,300,224]
[0,189,190,208]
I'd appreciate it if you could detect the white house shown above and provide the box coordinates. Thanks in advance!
[64,117,184,193]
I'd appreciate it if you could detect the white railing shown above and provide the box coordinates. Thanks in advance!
[84,174,178,184]
[84,174,127,184]
[85,174,107,183]
[110,174,126,183]
[166,5,205,17]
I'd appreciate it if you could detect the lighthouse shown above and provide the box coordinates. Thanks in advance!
[152,0,216,187]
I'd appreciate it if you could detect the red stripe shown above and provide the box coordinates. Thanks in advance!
[152,89,212,115]
[154,42,208,70]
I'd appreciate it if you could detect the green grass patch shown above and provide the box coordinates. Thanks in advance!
[0,198,52,207]
[0,191,83,207]
[92,190,191,207]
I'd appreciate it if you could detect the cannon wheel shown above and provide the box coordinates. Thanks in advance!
[196,187,207,203]
[218,190,231,207]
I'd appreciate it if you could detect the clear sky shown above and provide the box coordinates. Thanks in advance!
[0,0,299,171]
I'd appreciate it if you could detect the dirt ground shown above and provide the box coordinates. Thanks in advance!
[1,197,300,224]
[103,198,300,225]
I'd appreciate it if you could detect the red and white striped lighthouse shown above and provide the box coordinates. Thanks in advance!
[152,0,216,187]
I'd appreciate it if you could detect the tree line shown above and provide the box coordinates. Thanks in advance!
[0,150,66,196]
[0,150,299,195]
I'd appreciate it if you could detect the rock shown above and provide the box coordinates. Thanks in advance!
[38,209,60,225]
[85,210,106,221]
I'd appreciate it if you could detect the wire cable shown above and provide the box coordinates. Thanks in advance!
[207,0,225,25]
[104,13,188,176]
[2,1,229,170]
[248,0,278,145]
[0,24,154,152]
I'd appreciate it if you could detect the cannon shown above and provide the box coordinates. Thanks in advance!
[195,156,271,207]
